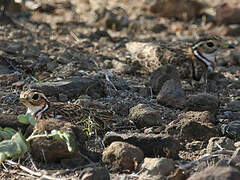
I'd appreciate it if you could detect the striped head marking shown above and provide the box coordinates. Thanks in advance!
[20,89,49,119]
[192,35,234,72]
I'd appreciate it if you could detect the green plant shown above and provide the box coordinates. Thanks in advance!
[78,116,100,137]
[0,113,76,164]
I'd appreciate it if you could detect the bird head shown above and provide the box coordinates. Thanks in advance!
[192,35,234,54]
[20,89,49,118]
[192,35,234,72]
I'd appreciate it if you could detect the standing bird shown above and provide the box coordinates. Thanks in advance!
[126,35,234,92]
[19,89,115,128]
[190,35,234,91]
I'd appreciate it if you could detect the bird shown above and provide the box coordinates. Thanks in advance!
[19,89,115,128]
[126,34,234,92]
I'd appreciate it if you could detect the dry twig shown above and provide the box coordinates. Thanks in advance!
[5,160,63,180]
[179,149,234,170]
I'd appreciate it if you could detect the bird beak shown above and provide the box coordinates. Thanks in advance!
[222,44,235,49]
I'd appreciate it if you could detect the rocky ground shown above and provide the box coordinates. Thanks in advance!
[1,0,240,179]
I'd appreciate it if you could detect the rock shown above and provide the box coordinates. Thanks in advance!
[157,79,185,109]
[187,166,240,180]
[0,114,27,133]
[216,2,240,25]
[149,0,205,21]
[103,132,181,159]
[221,121,240,140]
[129,104,162,128]
[184,93,219,115]
[30,118,87,162]
[207,137,235,154]
[29,76,106,99]
[229,148,240,168]
[139,157,175,176]
[177,111,216,124]
[180,121,216,142]
[126,42,163,74]
[79,166,110,180]
[102,141,144,171]
[166,118,217,141]
[150,65,180,94]
[129,104,176,128]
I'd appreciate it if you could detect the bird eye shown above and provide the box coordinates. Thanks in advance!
[32,94,39,100]
[206,42,214,47]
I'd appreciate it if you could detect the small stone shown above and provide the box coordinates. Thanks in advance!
[206,137,235,154]
[188,166,240,180]
[149,0,205,21]
[216,2,240,25]
[150,65,180,94]
[29,76,106,99]
[139,157,175,176]
[129,104,162,128]
[102,141,144,171]
[165,118,217,141]
[0,114,27,133]
[157,79,185,109]
[177,111,216,124]
[184,93,219,115]
[103,132,181,159]
[30,118,87,162]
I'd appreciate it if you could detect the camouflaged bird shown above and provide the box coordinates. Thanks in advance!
[19,89,115,126]
[126,34,234,91]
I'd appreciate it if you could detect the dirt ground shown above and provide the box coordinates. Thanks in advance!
[1,0,240,179]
